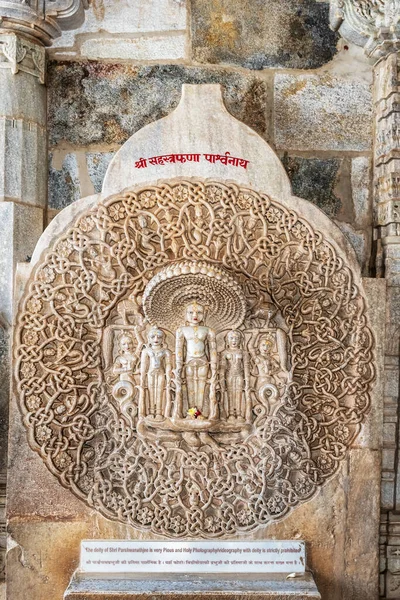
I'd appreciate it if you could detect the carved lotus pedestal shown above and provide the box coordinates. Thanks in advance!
[64,572,321,600]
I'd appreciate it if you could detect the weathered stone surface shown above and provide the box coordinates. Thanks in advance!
[0,204,13,328]
[7,521,90,600]
[381,291,400,515]
[86,152,114,193]
[282,155,343,218]
[48,153,81,210]
[80,33,187,61]
[48,63,271,147]
[384,245,400,287]
[335,221,369,274]
[274,73,373,151]
[356,279,385,451]
[0,69,46,127]
[50,0,187,58]
[0,118,47,206]
[281,155,373,271]
[0,203,43,323]
[0,69,47,208]
[64,573,321,600]
[351,157,372,229]
[343,449,380,600]
[191,0,338,70]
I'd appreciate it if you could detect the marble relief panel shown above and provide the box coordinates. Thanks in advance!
[14,179,374,538]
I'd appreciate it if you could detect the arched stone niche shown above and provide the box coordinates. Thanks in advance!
[10,84,382,600]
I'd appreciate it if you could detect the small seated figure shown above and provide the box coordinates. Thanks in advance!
[175,301,217,420]
[220,330,251,423]
[139,327,172,420]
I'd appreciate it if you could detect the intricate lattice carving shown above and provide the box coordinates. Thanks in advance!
[15,179,374,538]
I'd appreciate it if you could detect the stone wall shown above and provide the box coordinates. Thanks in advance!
[2,2,380,599]
[47,0,374,276]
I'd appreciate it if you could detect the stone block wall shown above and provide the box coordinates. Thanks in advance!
[2,2,379,598]
[47,0,375,276]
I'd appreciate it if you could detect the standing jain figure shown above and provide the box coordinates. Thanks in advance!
[220,330,251,423]
[139,327,172,420]
[112,332,138,423]
[175,301,217,420]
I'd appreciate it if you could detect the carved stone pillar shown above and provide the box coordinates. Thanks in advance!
[0,0,87,584]
[330,1,400,597]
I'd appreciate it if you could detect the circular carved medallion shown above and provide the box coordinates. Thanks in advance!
[15,179,374,538]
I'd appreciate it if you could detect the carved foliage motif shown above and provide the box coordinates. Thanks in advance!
[15,180,374,538]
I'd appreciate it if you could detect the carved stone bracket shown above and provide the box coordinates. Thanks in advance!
[0,32,45,83]
[330,0,400,58]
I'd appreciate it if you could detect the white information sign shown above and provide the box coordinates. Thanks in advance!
[80,541,305,574]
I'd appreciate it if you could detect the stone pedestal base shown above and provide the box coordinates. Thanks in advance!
[64,572,321,600]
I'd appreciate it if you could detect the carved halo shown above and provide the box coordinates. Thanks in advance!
[142,261,247,331]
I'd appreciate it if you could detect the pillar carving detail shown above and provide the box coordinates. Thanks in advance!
[331,2,400,597]
[0,0,88,45]
[0,32,45,83]
[330,0,400,59]
[375,52,400,241]
[0,0,88,589]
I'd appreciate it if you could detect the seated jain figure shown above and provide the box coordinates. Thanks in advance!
[175,302,217,420]
[139,327,172,420]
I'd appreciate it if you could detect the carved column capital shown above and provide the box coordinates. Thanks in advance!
[0,32,45,83]
[330,0,400,59]
[0,0,89,46]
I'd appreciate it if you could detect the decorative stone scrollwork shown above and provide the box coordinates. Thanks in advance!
[330,0,400,57]
[15,179,375,538]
